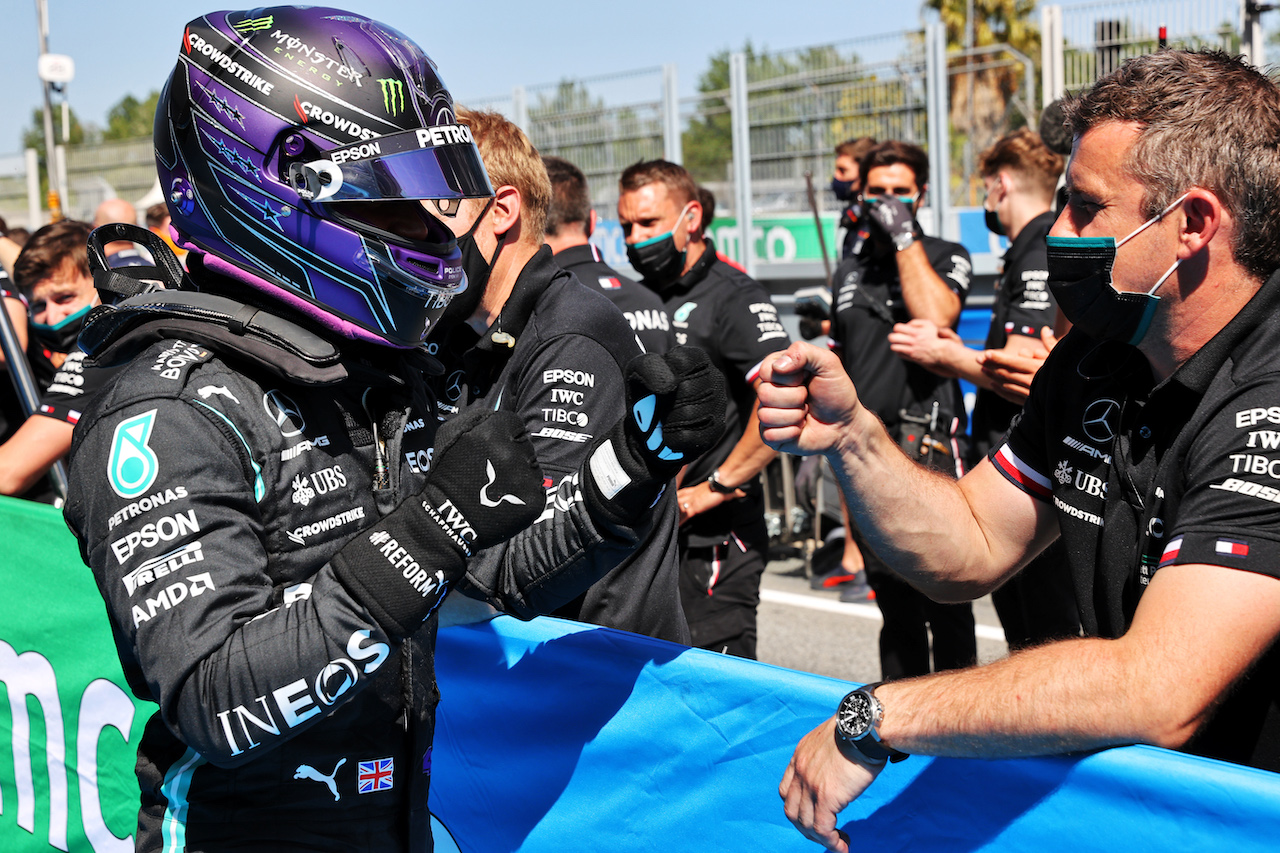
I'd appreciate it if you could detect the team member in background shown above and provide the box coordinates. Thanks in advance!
[887,128,1080,649]
[832,136,878,259]
[618,159,790,659]
[427,113,710,643]
[828,140,976,677]
[63,9,718,851]
[770,50,1280,852]
[0,220,123,499]
[542,154,673,353]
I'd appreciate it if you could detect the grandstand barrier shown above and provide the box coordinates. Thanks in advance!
[2,496,1279,852]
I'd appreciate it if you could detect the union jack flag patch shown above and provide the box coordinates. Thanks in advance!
[358,758,394,793]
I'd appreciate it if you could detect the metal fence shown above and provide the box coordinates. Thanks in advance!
[0,0,1256,264]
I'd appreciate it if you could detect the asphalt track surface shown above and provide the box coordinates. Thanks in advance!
[757,555,1009,686]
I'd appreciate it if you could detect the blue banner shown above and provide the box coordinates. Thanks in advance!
[431,616,1280,853]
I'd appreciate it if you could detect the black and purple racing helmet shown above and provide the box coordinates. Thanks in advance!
[155,6,493,348]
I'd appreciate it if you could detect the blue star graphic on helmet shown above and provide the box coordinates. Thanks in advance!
[232,188,292,230]
[201,130,262,181]
[194,80,245,128]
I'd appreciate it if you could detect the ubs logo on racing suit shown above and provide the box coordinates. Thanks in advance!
[108,409,160,498]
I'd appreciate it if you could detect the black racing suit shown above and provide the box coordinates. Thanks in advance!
[552,243,674,353]
[431,246,687,643]
[64,276,657,851]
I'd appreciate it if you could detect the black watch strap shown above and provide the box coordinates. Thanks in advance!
[835,682,909,765]
[706,468,738,494]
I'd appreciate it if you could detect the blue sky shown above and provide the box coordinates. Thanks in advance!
[3,1,943,152]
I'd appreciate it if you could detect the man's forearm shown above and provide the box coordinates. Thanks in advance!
[895,243,960,327]
[824,412,1043,599]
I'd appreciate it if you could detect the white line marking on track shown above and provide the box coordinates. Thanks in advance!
[760,589,1007,643]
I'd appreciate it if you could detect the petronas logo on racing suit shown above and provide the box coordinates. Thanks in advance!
[108,409,160,498]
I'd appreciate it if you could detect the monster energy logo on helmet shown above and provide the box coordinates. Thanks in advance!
[378,78,405,117]
[233,15,274,34]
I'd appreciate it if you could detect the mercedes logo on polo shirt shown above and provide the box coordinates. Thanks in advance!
[1082,398,1120,443]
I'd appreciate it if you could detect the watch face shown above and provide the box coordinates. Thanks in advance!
[836,691,874,740]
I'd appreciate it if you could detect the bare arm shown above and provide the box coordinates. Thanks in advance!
[678,381,777,525]
[980,327,1059,404]
[0,235,20,277]
[757,341,1056,598]
[0,415,71,495]
[894,242,961,328]
[780,562,1280,851]
[890,320,1048,394]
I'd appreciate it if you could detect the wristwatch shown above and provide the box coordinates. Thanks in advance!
[891,230,916,252]
[706,468,738,494]
[834,682,908,765]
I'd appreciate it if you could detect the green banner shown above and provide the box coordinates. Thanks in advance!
[707,214,837,265]
[0,496,155,852]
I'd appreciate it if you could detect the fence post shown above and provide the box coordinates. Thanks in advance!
[512,85,528,133]
[925,22,949,239]
[1242,0,1267,68]
[729,51,755,277]
[25,148,42,229]
[1041,5,1065,106]
[663,64,683,165]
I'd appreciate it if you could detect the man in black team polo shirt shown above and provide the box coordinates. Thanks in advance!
[618,159,790,659]
[828,140,976,679]
[542,155,673,354]
[765,50,1280,852]
[888,128,1079,650]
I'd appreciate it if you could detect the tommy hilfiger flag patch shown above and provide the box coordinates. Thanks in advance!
[1158,536,1183,567]
[598,276,621,290]
[1215,538,1249,558]
[358,758,394,793]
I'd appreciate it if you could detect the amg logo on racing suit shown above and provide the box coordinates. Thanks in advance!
[123,542,205,596]
[112,509,200,564]
[281,435,330,461]
[287,507,366,545]
[108,485,190,530]
[216,630,390,757]
[132,573,216,627]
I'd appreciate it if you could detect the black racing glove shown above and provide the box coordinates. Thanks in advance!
[864,196,920,251]
[793,285,832,340]
[583,346,727,528]
[332,409,544,639]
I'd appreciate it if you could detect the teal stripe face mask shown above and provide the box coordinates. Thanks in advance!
[1046,192,1188,346]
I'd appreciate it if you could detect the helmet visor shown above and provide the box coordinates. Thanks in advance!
[289,126,493,204]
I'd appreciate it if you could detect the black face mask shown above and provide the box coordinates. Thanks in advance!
[627,202,692,291]
[439,198,500,331]
[984,208,1006,237]
[31,303,92,353]
[830,177,855,202]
